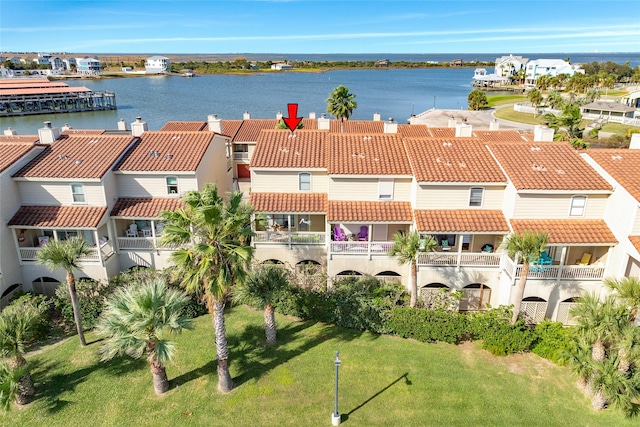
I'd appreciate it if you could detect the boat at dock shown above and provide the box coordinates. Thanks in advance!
[0,78,116,117]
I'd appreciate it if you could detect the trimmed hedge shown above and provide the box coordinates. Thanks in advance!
[388,307,469,344]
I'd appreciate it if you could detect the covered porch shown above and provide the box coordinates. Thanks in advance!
[328,201,413,259]
[8,205,114,264]
[110,197,183,251]
[414,209,509,268]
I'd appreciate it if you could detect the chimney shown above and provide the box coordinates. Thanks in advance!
[629,133,640,149]
[208,114,222,133]
[455,122,472,137]
[276,111,283,120]
[317,113,330,130]
[489,119,499,131]
[533,123,554,142]
[117,119,127,131]
[38,121,60,144]
[243,111,251,120]
[61,123,72,132]
[447,116,457,128]
[3,127,17,136]
[373,112,381,121]
[309,112,316,119]
[131,117,148,137]
[384,117,398,134]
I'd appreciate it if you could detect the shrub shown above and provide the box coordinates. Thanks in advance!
[54,278,118,329]
[388,307,469,344]
[467,305,513,340]
[531,320,571,364]
[481,320,536,356]
[6,292,51,341]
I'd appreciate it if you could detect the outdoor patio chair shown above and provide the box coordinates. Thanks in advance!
[357,226,368,241]
[441,239,451,251]
[333,225,347,241]
[576,252,592,265]
[126,223,138,237]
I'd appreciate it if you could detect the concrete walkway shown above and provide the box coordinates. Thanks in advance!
[411,104,534,132]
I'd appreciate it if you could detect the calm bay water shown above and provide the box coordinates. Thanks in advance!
[3,52,638,134]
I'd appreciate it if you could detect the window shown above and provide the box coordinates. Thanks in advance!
[469,187,484,207]
[299,173,311,191]
[378,178,394,200]
[70,183,86,203]
[166,177,178,194]
[570,196,586,216]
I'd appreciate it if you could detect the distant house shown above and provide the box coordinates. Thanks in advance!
[145,56,170,74]
[472,68,508,87]
[9,57,21,65]
[77,57,101,76]
[494,54,528,79]
[580,101,637,124]
[376,59,390,67]
[450,59,464,67]
[271,63,293,70]
[525,59,583,86]
[63,57,77,71]
[50,57,64,70]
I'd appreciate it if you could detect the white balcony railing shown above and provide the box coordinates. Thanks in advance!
[416,251,501,267]
[330,241,393,256]
[116,237,178,251]
[254,231,325,245]
[19,241,114,263]
[233,152,249,160]
[514,264,605,281]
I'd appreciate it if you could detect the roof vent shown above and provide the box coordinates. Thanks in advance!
[532,164,547,171]
[88,139,99,144]
[458,162,467,168]
[442,142,452,147]
[148,150,161,157]
[74,159,83,165]
[58,155,69,160]
[171,135,181,140]
[555,169,565,174]
[611,155,623,160]
[530,146,541,151]
[164,154,173,159]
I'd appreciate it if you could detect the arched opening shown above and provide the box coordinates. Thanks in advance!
[32,276,61,297]
[1,283,21,300]
[460,283,491,312]
[336,270,362,277]
[521,296,548,324]
[263,259,285,265]
[126,265,149,272]
[557,296,580,325]
[375,270,401,284]
[419,283,452,309]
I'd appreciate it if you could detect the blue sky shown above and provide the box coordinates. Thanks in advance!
[1,0,639,54]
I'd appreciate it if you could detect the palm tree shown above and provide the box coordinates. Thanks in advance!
[387,231,437,308]
[545,90,564,110]
[233,264,290,345]
[0,299,46,405]
[0,361,25,412]
[605,276,640,321]
[96,279,192,395]
[36,237,91,346]
[527,88,543,117]
[161,183,254,393]
[326,85,357,131]
[501,230,549,324]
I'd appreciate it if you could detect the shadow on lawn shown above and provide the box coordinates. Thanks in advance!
[344,372,411,420]
[230,317,376,387]
[30,354,145,414]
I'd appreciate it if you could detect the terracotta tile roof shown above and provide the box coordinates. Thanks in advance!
[629,236,640,254]
[488,142,612,191]
[510,219,617,244]
[234,119,278,142]
[329,120,384,134]
[160,121,207,132]
[0,135,40,144]
[252,130,326,169]
[427,127,456,138]
[8,205,106,228]
[222,120,244,139]
[404,138,506,183]
[61,129,106,135]
[110,197,184,218]
[398,124,431,137]
[472,130,528,142]
[414,210,510,232]
[587,149,640,203]
[328,201,413,222]
[250,193,327,213]
[115,131,213,172]
[14,135,136,179]
[328,134,411,175]
[0,141,37,173]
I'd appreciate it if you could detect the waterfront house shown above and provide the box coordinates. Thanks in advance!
[525,59,584,86]
[580,101,637,125]
[494,54,528,79]
[145,56,170,74]
[271,63,293,70]
[77,57,101,76]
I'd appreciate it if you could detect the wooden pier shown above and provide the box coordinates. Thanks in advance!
[0,78,116,117]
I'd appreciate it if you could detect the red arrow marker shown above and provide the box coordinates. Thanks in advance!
[283,103,302,132]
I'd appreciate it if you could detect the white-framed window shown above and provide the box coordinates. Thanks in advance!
[71,183,86,203]
[469,187,484,207]
[570,195,587,216]
[378,178,394,200]
[299,173,311,191]
[166,176,178,194]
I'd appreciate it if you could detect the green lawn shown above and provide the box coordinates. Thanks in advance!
[7,306,634,426]
[493,106,548,125]
[486,94,527,107]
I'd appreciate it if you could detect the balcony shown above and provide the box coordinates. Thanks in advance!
[254,231,326,246]
[233,152,249,161]
[19,240,115,264]
[501,256,606,282]
[417,252,501,268]
[329,241,394,258]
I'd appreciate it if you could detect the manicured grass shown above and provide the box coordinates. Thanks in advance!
[486,94,527,107]
[600,123,639,137]
[7,306,635,426]
[493,106,548,125]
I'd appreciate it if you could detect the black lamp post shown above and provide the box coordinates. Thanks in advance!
[332,351,342,426]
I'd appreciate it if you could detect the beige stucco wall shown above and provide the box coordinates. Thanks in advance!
[251,170,328,193]
[17,181,107,206]
[116,174,198,198]
[329,177,412,202]
[414,184,505,210]
[512,193,608,219]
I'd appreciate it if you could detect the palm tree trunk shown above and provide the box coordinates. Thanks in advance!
[10,356,35,405]
[591,387,607,411]
[592,340,606,362]
[212,299,233,393]
[409,261,417,308]
[67,270,86,346]
[264,304,276,345]
[511,262,529,324]
[147,342,169,395]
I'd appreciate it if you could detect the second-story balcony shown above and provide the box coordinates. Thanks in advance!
[254,230,326,246]
[417,251,501,268]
